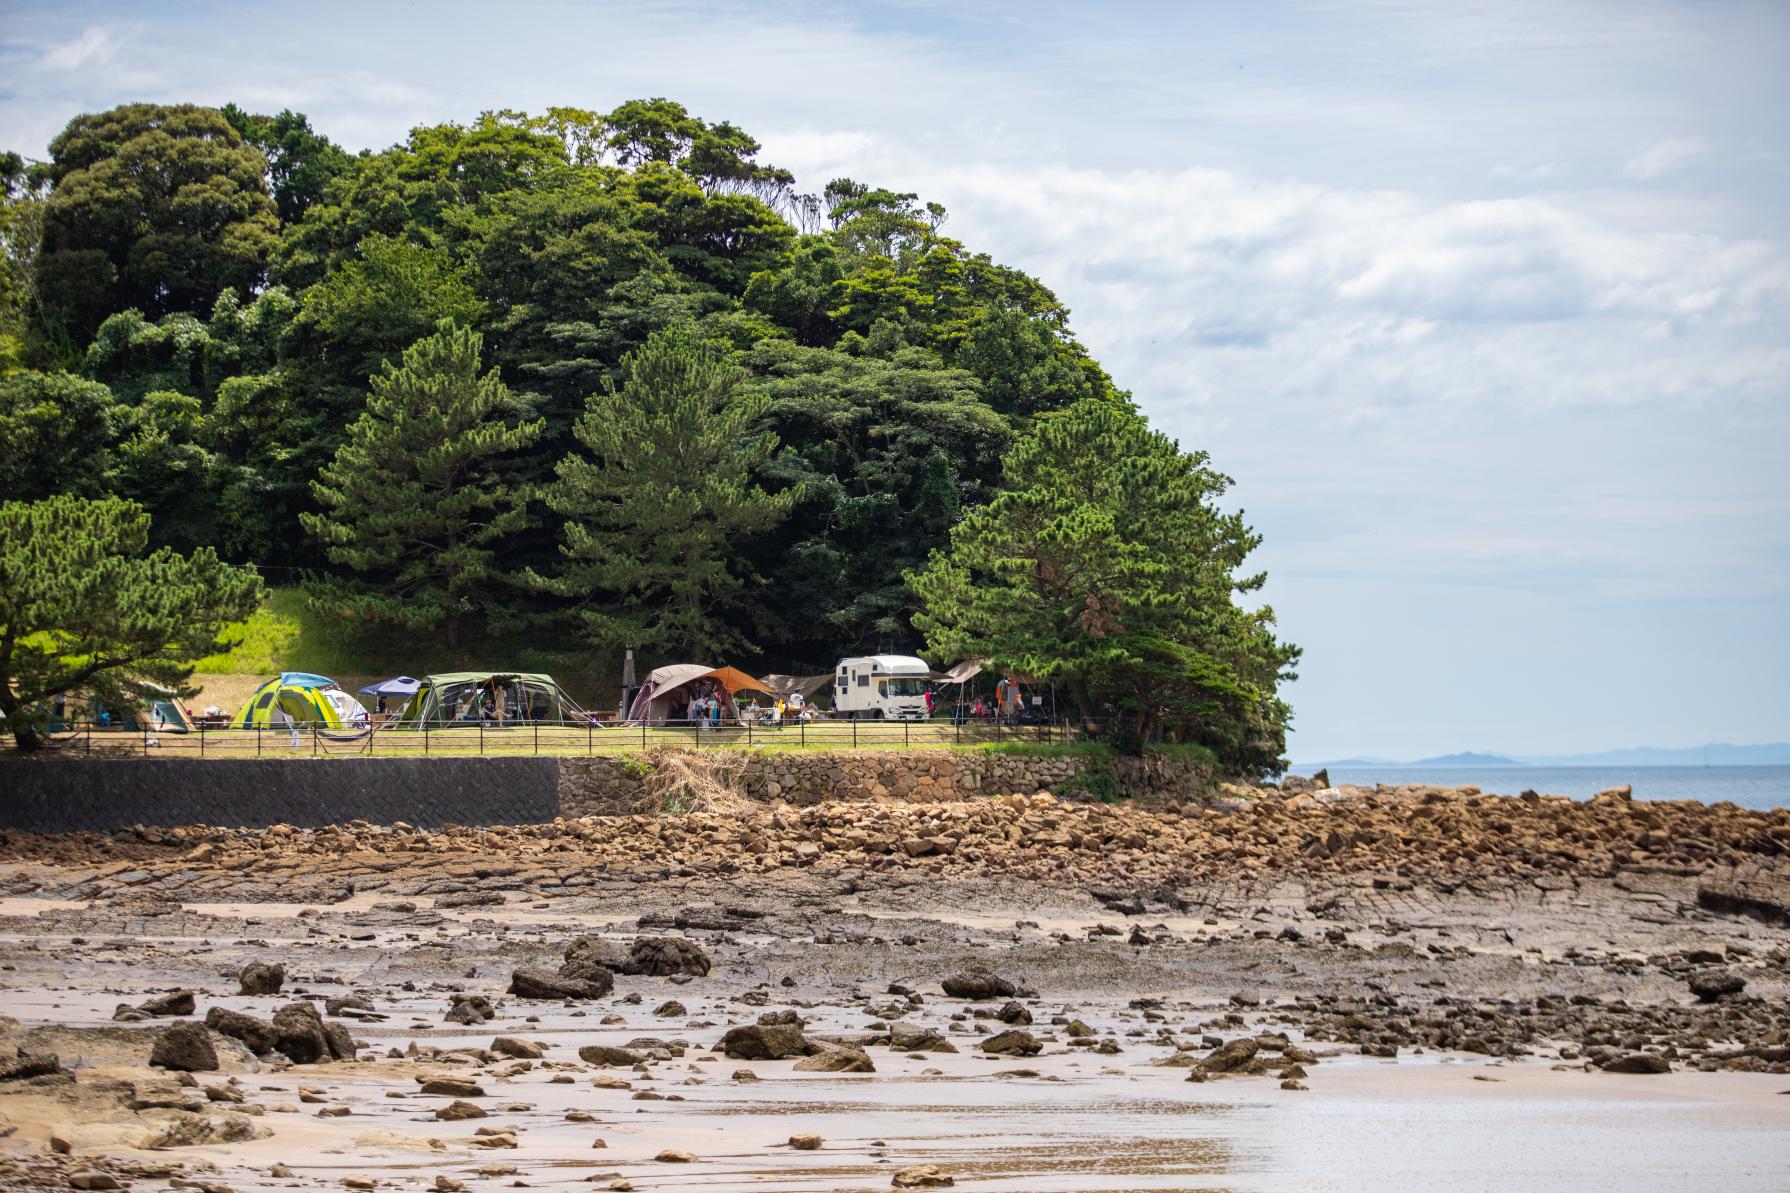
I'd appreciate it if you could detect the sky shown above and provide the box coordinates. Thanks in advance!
[2,0,1786,761]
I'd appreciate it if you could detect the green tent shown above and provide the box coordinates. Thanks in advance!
[391,672,585,728]
[231,672,367,732]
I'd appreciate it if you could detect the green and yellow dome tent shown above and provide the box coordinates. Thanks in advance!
[230,672,369,736]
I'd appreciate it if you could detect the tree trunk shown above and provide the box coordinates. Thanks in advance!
[0,688,39,753]
[1069,678,1099,735]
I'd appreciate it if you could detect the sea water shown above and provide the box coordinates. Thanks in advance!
[1305,764,1790,810]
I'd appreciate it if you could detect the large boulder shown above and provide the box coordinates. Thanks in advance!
[1199,1037,1259,1074]
[717,1024,810,1060]
[794,1040,875,1073]
[137,990,197,1017]
[1688,969,1746,1002]
[979,1030,1042,1057]
[238,962,285,996]
[149,1022,217,1072]
[445,995,494,1025]
[560,936,628,982]
[323,1022,356,1060]
[622,937,711,978]
[510,967,613,1000]
[204,1007,277,1056]
[271,1002,330,1064]
[578,1043,644,1067]
[1602,1052,1670,1074]
[888,1023,957,1053]
[941,971,1032,1000]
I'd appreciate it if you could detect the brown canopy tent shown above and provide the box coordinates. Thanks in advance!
[625,664,775,724]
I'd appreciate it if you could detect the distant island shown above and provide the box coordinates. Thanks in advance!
[1304,742,1790,769]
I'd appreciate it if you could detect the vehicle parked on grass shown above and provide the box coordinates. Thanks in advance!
[831,655,932,721]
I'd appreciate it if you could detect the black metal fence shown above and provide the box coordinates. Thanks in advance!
[35,716,1086,758]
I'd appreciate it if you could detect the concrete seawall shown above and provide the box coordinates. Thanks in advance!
[0,757,559,832]
[0,750,1215,833]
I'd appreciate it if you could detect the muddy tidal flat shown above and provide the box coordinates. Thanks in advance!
[0,785,1786,1191]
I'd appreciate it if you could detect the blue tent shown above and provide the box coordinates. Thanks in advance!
[359,676,422,698]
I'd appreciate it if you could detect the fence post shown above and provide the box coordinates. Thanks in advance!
[479,721,485,756]
[312,725,318,758]
[199,723,205,758]
[800,720,805,750]
[852,719,858,750]
[904,720,909,749]
[142,725,149,758]
[534,720,539,756]
[587,718,592,756]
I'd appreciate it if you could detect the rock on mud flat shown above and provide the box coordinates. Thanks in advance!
[205,1007,277,1055]
[238,962,285,996]
[893,1166,955,1188]
[979,1030,1042,1057]
[510,968,614,1000]
[1602,1053,1671,1074]
[718,1024,810,1060]
[1688,969,1747,1002]
[578,1044,645,1067]
[622,936,711,977]
[941,971,1031,1000]
[149,1022,218,1072]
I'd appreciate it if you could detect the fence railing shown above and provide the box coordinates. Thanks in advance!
[35,715,1083,759]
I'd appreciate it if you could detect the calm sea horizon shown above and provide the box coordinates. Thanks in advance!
[1295,763,1790,811]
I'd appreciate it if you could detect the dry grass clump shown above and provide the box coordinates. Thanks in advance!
[631,748,755,816]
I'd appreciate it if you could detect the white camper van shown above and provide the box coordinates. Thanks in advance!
[832,655,931,720]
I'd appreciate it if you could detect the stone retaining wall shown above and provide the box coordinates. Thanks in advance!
[556,749,1213,816]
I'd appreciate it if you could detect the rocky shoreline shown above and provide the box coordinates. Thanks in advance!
[1,782,1786,1190]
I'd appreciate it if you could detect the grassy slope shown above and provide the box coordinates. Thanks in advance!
[191,588,621,715]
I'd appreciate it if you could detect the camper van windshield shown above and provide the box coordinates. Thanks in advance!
[880,678,927,697]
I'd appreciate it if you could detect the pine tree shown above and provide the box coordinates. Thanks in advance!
[908,398,1299,772]
[536,325,794,656]
[0,495,263,752]
[302,324,543,647]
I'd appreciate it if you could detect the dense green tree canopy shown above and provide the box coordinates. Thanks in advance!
[3,96,1294,766]
[36,104,278,339]
[0,494,263,751]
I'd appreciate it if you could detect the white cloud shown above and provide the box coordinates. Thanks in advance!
[1623,137,1706,180]
[39,24,136,72]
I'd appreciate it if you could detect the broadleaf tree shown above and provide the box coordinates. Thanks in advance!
[301,324,543,648]
[534,325,795,657]
[908,398,1299,773]
[0,495,263,752]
